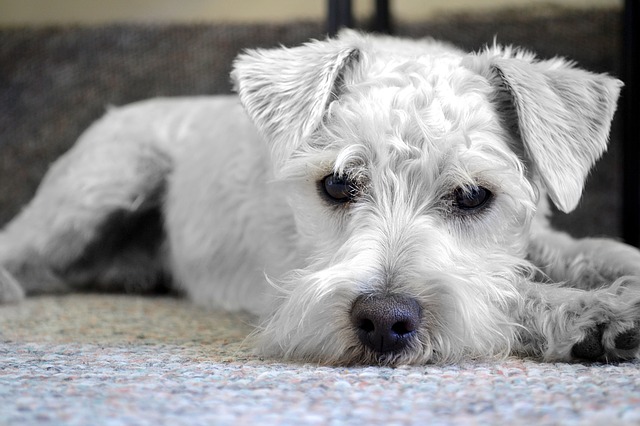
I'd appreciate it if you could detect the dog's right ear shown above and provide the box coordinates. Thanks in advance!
[232,37,361,169]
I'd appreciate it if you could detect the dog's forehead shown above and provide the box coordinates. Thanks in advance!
[325,51,507,164]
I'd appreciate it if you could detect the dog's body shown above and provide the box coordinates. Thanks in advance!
[2,31,640,365]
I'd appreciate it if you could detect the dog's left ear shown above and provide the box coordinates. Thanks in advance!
[465,50,623,213]
[232,37,360,169]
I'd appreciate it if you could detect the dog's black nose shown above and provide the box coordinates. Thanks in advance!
[350,294,422,354]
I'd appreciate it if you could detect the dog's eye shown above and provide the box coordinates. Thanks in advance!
[453,186,492,211]
[321,174,357,203]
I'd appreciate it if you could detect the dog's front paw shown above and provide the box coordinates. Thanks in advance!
[545,287,640,362]
[0,267,25,304]
[571,322,640,361]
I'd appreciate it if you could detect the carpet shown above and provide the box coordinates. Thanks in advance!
[1,295,640,425]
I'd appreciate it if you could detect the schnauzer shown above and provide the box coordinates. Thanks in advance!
[1,31,639,365]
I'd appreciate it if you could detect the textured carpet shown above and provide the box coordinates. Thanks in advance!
[1,295,640,425]
[0,295,640,425]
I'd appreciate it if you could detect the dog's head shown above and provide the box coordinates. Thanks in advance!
[232,31,622,365]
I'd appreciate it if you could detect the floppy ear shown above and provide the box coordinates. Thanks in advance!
[465,49,623,213]
[231,37,360,169]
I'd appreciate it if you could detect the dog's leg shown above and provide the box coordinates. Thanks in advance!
[523,215,640,361]
[525,195,640,290]
[528,229,640,290]
[0,105,171,302]
[514,280,640,362]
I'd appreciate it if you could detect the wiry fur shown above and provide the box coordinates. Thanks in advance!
[1,31,639,365]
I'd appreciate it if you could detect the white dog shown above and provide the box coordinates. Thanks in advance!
[1,30,639,365]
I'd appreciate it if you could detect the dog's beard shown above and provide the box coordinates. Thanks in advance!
[251,257,528,366]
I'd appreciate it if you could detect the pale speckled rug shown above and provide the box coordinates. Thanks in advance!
[1,295,639,425]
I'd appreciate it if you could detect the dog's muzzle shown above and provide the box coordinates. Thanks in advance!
[350,294,422,354]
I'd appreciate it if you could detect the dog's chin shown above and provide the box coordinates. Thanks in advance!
[253,329,492,366]
[253,336,435,367]
[251,317,443,366]
[353,344,436,367]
